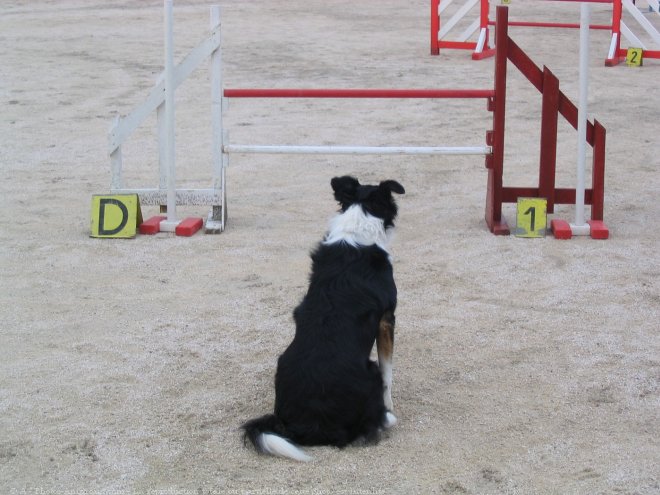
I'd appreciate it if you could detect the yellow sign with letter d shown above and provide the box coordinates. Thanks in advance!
[90,194,143,238]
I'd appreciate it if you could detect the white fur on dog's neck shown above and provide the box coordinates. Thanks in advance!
[323,204,393,252]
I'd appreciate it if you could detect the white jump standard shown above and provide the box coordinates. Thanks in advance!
[108,2,226,235]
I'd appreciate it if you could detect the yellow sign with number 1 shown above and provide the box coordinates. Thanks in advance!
[515,198,547,238]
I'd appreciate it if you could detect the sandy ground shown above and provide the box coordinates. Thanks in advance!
[1,1,659,494]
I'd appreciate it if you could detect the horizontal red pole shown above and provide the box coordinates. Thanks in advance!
[224,88,495,99]
[438,41,478,50]
[641,50,660,59]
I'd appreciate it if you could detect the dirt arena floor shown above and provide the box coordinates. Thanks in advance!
[1,1,659,494]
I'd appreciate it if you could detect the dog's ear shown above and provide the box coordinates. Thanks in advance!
[379,180,405,195]
[331,176,360,207]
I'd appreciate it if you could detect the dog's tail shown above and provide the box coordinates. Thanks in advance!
[241,414,312,462]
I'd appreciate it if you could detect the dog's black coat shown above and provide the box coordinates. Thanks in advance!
[242,176,404,455]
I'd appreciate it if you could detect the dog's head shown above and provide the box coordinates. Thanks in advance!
[330,175,405,229]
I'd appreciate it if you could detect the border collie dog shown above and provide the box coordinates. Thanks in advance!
[242,175,405,462]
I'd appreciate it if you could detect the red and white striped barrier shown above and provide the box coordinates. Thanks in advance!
[431,0,660,66]
[608,0,660,65]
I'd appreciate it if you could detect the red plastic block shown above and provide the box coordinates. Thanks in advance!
[175,217,204,237]
[139,215,166,235]
[588,220,609,240]
[551,219,572,240]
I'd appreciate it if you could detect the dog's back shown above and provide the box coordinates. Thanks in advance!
[243,176,404,461]
[275,242,395,445]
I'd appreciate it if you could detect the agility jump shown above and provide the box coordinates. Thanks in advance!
[222,6,607,238]
[108,4,607,238]
[431,0,660,66]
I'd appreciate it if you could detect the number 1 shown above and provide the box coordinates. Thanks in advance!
[524,206,536,232]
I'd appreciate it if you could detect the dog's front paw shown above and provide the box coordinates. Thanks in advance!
[384,412,397,429]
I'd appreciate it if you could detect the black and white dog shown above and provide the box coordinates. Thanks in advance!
[242,175,405,462]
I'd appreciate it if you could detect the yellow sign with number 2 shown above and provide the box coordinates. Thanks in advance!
[626,47,643,67]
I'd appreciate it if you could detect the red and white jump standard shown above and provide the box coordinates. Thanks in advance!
[224,6,608,238]
[431,0,660,66]
[488,6,608,237]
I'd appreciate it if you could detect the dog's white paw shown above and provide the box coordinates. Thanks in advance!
[384,412,397,429]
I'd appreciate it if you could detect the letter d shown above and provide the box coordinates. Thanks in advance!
[98,198,129,235]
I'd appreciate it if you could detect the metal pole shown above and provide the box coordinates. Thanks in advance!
[223,88,494,99]
[209,5,224,228]
[222,144,491,156]
[571,2,591,235]
[162,0,178,231]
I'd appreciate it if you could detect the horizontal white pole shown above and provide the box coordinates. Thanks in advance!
[110,188,222,205]
[223,144,491,156]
